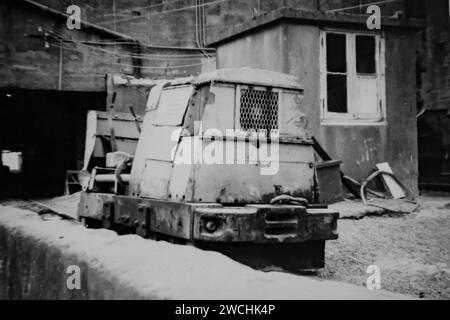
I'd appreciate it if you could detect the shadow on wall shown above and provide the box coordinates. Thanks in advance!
[418,109,450,190]
[0,88,105,198]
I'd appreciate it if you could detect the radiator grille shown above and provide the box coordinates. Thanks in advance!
[240,89,279,133]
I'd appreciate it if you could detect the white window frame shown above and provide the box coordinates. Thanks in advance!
[320,29,386,125]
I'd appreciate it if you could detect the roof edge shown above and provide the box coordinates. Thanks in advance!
[207,7,427,47]
[193,68,304,91]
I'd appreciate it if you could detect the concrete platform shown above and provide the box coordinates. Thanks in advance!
[0,205,412,300]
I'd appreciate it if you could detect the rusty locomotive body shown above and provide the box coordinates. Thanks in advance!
[78,68,339,271]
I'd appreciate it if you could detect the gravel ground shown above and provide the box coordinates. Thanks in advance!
[1,191,449,299]
[317,191,450,300]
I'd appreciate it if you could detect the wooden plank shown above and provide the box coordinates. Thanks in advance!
[376,163,406,199]
[312,136,361,199]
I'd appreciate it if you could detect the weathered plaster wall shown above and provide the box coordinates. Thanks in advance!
[35,0,316,47]
[420,0,450,111]
[383,32,419,194]
[216,23,419,196]
[0,0,415,92]
[285,24,321,135]
[0,3,129,91]
[35,0,404,45]
[215,24,285,72]
[0,1,207,92]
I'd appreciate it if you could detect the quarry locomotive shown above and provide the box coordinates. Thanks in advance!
[78,68,339,271]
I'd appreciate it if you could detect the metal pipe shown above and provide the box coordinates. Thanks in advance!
[58,39,63,90]
[195,0,212,59]
[202,0,208,46]
[20,0,215,52]
[94,174,130,183]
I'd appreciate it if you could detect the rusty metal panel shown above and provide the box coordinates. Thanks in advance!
[201,84,236,133]
[193,161,314,204]
[97,111,142,139]
[129,85,191,197]
[183,138,315,203]
[112,196,151,230]
[152,85,193,126]
[258,140,314,163]
[87,111,142,158]
[167,162,194,202]
[315,160,344,204]
[134,125,182,198]
[149,201,192,239]
[305,208,339,241]
[146,201,221,240]
[143,125,181,162]
[77,192,113,220]
[192,205,338,243]
[95,112,142,138]
[192,207,258,242]
[139,160,172,199]
[128,109,160,196]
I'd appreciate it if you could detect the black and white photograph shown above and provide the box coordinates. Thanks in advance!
[0,0,449,308]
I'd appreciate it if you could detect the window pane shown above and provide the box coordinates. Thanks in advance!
[327,74,347,113]
[326,33,346,73]
[356,35,376,74]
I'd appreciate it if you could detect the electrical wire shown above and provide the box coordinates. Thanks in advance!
[48,24,215,52]
[98,0,230,26]
[47,30,215,60]
[325,0,401,13]
[95,0,193,24]
[50,29,201,46]
[167,20,248,36]
[52,38,212,56]
[49,40,215,70]
[78,43,214,61]
[195,0,212,59]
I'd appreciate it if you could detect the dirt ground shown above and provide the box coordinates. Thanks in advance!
[317,191,450,300]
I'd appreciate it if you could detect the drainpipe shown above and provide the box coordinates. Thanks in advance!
[58,39,63,90]
[112,0,116,31]
[195,0,212,64]
[202,0,208,47]
[131,43,142,78]
[195,0,200,48]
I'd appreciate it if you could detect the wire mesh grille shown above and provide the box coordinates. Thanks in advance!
[239,89,279,133]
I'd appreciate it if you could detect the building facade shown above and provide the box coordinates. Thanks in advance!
[208,7,425,196]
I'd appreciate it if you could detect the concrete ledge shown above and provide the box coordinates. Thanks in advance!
[0,205,410,300]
